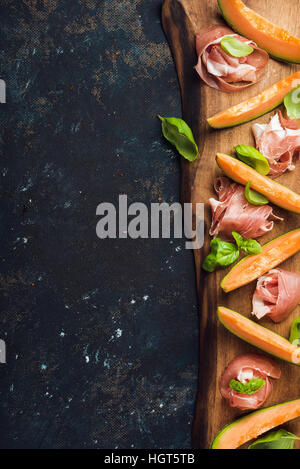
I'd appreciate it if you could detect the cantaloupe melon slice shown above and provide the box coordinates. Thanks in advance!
[218,0,300,63]
[212,398,300,449]
[221,229,300,293]
[207,71,300,129]
[217,306,300,365]
[216,153,300,214]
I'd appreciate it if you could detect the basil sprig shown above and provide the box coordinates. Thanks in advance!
[234,145,270,176]
[158,115,198,162]
[202,238,239,273]
[248,429,300,449]
[284,85,300,119]
[289,316,300,346]
[202,232,262,272]
[232,232,262,255]
[229,378,265,395]
[220,36,254,58]
[244,181,269,206]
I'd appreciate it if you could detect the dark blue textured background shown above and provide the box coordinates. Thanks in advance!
[0,0,198,448]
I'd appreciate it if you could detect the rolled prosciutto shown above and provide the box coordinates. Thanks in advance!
[195,25,269,92]
[252,268,300,323]
[209,177,282,240]
[252,111,300,177]
[219,353,281,411]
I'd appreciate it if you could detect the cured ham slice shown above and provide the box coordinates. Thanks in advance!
[252,268,300,323]
[219,353,281,411]
[195,25,269,92]
[209,177,282,240]
[252,111,300,177]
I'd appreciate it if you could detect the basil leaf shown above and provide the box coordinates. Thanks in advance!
[235,145,270,176]
[245,181,269,206]
[202,238,239,272]
[202,254,217,273]
[232,232,262,255]
[284,85,300,119]
[211,238,239,267]
[229,379,245,394]
[289,316,300,347]
[243,378,265,395]
[158,115,198,162]
[239,239,262,255]
[232,231,243,248]
[229,378,265,395]
[221,36,254,58]
[248,429,300,449]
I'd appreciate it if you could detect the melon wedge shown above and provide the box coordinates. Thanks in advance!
[221,229,300,293]
[217,306,300,365]
[207,71,300,128]
[218,0,300,63]
[216,153,300,214]
[212,398,300,449]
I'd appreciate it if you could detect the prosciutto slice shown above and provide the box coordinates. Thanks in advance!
[209,177,282,240]
[252,111,300,177]
[219,353,281,411]
[195,25,269,92]
[252,268,300,323]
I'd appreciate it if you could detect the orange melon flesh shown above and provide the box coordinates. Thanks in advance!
[218,0,300,63]
[216,153,300,214]
[217,306,300,365]
[212,398,300,449]
[221,229,300,293]
[207,71,300,128]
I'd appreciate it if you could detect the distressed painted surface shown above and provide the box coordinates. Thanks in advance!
[0,0,198,448]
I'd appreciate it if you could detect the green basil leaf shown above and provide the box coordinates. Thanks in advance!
[232,232,262,255]
[245,181,269,206]
[158,115,198,162]
[284,85,300,119]
[220,36,254,58]
[234,145,270,176]
[202,238,239,272]
[248,429,300,449]
[232,231,243,249]
[243,378,265,395]
[202,254,217,273]
[289,316,300,347]
[229,378,265,395]
[211,238,239,267]
[229,379,246,394]
[239,239,262,255]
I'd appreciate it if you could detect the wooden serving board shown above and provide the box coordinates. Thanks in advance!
[162,0,300,449]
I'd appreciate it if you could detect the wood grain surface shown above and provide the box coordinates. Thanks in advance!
[162,0,300,449]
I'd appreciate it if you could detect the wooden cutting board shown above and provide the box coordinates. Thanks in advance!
[162,0,300,449]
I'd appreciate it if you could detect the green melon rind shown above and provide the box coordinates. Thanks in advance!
[217,0,300,64]
[221,229,300,292]
[217,307,299,365]
[211,399,300,449]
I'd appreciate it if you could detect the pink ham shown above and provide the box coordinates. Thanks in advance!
[219,353,281,411]
[252,268,300,323]
[252,111,300,177]
[195,25,269,92]
[209,177,282,240]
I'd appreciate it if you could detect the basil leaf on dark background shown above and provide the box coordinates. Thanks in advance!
[158,115,198,162]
